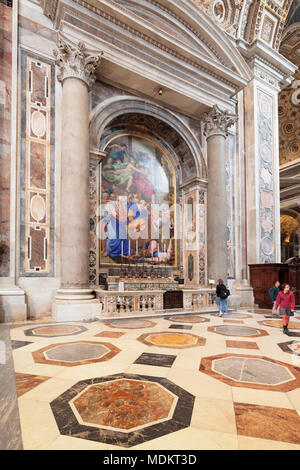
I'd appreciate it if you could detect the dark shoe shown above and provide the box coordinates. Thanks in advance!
[283,325,289,335]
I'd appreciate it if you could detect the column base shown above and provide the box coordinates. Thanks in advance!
[0,287,27,322]
[234,284,254,308]
[53,298,102,322]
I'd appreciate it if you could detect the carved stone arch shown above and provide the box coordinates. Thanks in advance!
[89,95,206,183]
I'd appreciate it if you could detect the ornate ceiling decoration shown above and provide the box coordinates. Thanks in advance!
[191,0,294,50]
[278,21,300,165]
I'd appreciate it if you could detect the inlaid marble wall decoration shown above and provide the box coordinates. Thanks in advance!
[20,51,55,276]
[257,90,275,263]
[0,3,12,277]
[198,191,206,286]
[225,133,236,279]
[89,158,98,285]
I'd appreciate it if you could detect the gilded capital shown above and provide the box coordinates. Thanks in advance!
[53,38,102,88]
[202,105,238,138]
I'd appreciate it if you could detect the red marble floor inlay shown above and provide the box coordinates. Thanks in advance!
[226,340,259,350]
[234,402,300,445]
[15,372,50,397]
[94,331,125,338]
[71,379,175,430]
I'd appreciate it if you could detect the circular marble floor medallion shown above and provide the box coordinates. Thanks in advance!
[32,341,120,366]
[200,354,300,391]
[24,324,87,337]
[104,319,156,329]
[208,325,268,338]
[137,331,206,348]
[50,373,195,447]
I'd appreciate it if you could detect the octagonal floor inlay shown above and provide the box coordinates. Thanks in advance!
[211,313,252,319]
[137,331,206,348]
[71,379,177,431]
[104,319,156,329]
[165,315,210,323]
[258,320,300,330]
[200,353,300,391]
[50,373,195,447]
[24,324,87,337]
[208,325,268,338]
[278,341,300,356]
[32,341,120,366]
[213,357,294,385]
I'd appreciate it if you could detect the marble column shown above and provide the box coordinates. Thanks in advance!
[203,105,237,284]
[52,38,102,321]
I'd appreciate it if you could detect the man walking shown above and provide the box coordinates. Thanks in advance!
[269,281,280,316]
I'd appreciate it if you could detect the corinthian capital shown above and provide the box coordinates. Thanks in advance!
[202,105,238,138]
[53,38,102,88]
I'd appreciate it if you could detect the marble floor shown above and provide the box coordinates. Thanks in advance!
[1,308,300,450]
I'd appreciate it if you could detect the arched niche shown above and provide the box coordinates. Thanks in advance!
[89,95,206,185]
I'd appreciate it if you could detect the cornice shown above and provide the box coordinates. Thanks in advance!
[68,0,242,89]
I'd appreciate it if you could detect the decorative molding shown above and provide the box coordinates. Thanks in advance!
[41,0,58,21]
[202,105,238,139]
[53,38,102,88]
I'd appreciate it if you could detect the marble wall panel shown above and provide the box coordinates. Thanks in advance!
[20,51,55,276]
[257,90,275,263]
[89,159,98,285]
[198,191,206,286]
[0,3,12,277]
[225,133,236,279]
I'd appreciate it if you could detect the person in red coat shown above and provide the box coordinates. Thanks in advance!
[275,283,295,335]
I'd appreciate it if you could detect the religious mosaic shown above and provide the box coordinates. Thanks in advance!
[100,134,176,267]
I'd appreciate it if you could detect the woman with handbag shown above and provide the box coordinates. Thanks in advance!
[275,283,295,335]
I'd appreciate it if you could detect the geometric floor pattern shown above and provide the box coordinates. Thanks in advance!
[4,308,300,449]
